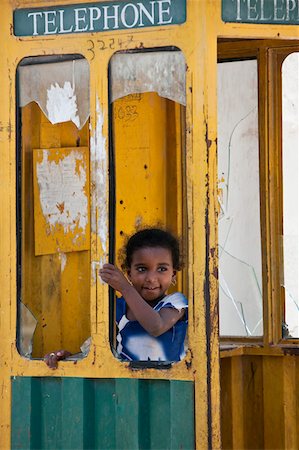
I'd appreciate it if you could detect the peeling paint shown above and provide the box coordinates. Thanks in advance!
[91,257,106,285]
[59,253,67,272]
[91,261,99,285]
[90,99,108,255]
[36,149,88,233]
[135,216,143,228]
[98,256,107,284]
[46,81,80,127]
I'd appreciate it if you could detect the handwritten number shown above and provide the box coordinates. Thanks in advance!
[87,40,95,61]
[89,35,135,54]
[117,106,138,122]
[98,40,107,50]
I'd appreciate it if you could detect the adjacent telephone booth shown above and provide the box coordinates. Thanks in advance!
[0,1,298,449]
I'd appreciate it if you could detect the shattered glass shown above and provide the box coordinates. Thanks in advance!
[18,59,90,129]
[217,59,263,336]
[110,51,186,106]
[18,303,37,357]
[282,53,299,338]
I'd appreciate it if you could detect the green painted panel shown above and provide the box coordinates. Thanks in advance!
[93,379,116,449]
[13,0,187,37]
[40,378,63,449]
[11,377,194,450]
[115,379,140,450]
[147,380,171,449]
[222,0,299,25]
[61,378,85,449]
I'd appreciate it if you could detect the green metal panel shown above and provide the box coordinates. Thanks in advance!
[222,0,299,25]
[11,377,194,450]
[13,0,187,37]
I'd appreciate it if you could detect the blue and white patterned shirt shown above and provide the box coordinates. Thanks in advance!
[116,292,188,362]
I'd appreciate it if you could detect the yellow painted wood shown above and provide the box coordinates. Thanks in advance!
[113,93,183,291]
[231,357,245,449]
[221,354,299,450]
[32,146,90,255]
[21,103,91,357]
[283,356,298,450]
[114,93,169,242]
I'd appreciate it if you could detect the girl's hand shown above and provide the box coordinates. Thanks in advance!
[44,350,71,370]
[99,263,131,293]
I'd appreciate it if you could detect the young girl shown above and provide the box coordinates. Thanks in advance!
[45,228,188,367]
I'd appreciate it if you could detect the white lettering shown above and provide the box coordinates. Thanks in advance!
[58,10,73,33]
[103,5,119,30]
[138,1,155,26]
[23,0,183,36]
[247,0,258,20]
[28,12,43,36]
[89,7,101,31]
[286,0,296,20]
[234,0,242,21]
[260,0,272,20]
[74,8,88,32]
[157,0,172,24]
[44,11,57,34]
[120,3,139,28]
[274,0,286,20]
[44,11,58,35]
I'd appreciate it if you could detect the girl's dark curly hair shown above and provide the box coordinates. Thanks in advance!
[122,228,182,270]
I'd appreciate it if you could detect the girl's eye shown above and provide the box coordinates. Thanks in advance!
[137,267,146,272]
[158,267,167,272]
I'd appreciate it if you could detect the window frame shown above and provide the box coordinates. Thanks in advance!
[218,39,299,349]
[16,53,91,359]
[107,47,189,367]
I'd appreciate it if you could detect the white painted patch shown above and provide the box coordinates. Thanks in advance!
[91,257,107,285]
[37,150,88,233]
[59,253,67,272]
[46,81,80,127]
[90,99,108,254]
[91,261,98,285]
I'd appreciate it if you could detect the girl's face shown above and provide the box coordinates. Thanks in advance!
[127,246,176,302]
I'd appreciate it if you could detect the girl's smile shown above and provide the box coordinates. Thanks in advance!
[127,246,176,302]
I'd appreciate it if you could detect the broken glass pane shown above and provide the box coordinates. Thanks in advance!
[18,302,37,358]
[18,59,90,129]
[282,53,299,338]
[109,50,187,361]
[218,59,263,337]
[110,51,186,105]
[17,56,91,358]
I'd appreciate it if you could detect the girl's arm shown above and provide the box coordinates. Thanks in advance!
[99,264,185,337]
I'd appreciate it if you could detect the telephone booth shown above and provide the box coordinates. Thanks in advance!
[0,1,298,449]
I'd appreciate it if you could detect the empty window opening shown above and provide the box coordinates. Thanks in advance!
[17,55,91,358]
[109,50,188,363]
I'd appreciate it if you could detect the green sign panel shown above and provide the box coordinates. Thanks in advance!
[222,0,299,24]
[14,0,186,37]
